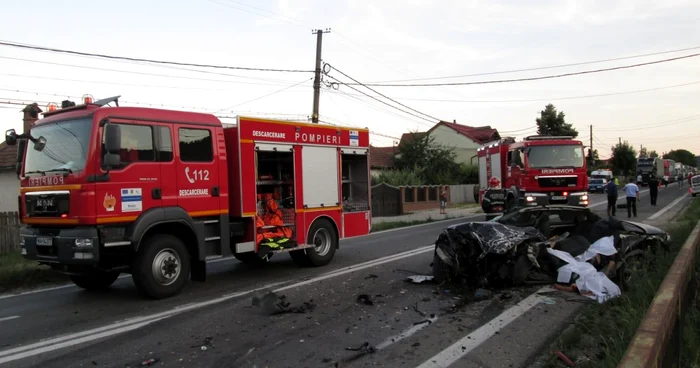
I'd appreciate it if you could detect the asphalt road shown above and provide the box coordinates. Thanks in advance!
[0,185,692,368]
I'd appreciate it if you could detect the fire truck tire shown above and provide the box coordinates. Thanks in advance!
[290,219,337,267]
[70,271,120,291]
[132,234,191,299]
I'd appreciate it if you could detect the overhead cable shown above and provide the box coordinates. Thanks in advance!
[0,40,313,73]
[338,52,700,87]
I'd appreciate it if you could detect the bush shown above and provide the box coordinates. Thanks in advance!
[372,168,425,186]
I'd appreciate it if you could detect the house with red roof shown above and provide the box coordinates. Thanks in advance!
[369,145,397,177]
[424,120,500,165]
[0,104,41,212]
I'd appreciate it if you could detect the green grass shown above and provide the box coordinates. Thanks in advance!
[535,198,700,368]
[0,252,67,293]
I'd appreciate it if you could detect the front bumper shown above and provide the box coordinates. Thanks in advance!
[523,191,589,207]
[20,226,100,265]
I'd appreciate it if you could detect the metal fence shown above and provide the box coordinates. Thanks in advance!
[371,183,402,217]
[448,184,479,204]
[0,212,19,254]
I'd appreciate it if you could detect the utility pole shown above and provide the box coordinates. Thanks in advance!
[311,28,331,124]
[619,137,622,145]
[589,125,593,166]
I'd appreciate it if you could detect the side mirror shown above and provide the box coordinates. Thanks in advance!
[33,136,46,152]
[5,129,17,146]
[103,153,121,169]
[104,124,121,154]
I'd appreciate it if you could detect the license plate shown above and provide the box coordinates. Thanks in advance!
[551,196,567,200]
[36,237,53,246]
[37,198,54,207]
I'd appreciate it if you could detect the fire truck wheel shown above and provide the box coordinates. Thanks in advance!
[290,219,337,267]
[132,235,191,299]
[70,271,120,291]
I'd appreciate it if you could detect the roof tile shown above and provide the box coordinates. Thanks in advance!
[370,145,395,168]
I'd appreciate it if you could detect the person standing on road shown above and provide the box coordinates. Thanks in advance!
[606,179,618,217]
[649,175,659,206]
[623,178,640,218]
[678,174,684,190]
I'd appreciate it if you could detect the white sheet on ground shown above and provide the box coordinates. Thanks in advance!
[547,238,621,304]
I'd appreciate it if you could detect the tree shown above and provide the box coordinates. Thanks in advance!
[394,131,460,184]
[535,104,579,138]
[639,147,648,158]
[663,149,696,167]
[610,141,637,176]
[649,150,659,158]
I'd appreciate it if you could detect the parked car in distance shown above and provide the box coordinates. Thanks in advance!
[588,178,607,193]
[690,175,700,197]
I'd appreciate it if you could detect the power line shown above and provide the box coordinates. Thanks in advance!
[325,64,442,122]
[324,74,436,125]
[213,78,312,113]
[339,52,700,87]
[0,56,306,86]
[368,45,700,83]
[596,114,700,132]
[0,40,312,73]
[0,72,310,92]
[329,88,435,129]
[352,80,700,104]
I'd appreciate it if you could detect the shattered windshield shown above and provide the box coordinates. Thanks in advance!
[24,118,92,175]
[526,144,584,169]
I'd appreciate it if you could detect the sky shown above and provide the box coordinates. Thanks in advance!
[1,0,699,159]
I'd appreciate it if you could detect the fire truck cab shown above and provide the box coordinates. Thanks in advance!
[6,96,372,299]
[478,135,589,216]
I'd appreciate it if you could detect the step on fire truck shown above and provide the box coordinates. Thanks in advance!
[477,135,589,217]
[7,96,372,299]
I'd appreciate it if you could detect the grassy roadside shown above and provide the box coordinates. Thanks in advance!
[0,252,67,293]
[535,198,700,368]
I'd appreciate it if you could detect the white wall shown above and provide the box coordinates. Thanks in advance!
[0,171,18,212]
[429,125,481,165]
[449,184,478,204]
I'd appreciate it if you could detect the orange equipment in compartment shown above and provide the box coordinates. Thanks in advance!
[255,194,293,246]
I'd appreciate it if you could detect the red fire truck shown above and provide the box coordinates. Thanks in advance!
[6,96,372,299]
[477,135,589,216]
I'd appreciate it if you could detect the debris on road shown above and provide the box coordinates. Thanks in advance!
[405,275,435,284]
[252,292,316,315]
[345,342,376,353]
[140,358,159,366]
[411,302,426,317]
[356,294,374,305]
[554,351,576,367]
[474,288,493,301]
[364,274,379,280]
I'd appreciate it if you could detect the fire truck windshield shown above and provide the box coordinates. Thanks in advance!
[24,118,92,175]
[526,144,584,169]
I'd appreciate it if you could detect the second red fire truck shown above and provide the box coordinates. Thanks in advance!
[8,96,372,299]
[478,135,589,216]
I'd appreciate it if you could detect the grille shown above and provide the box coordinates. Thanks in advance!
[25,192,70,217]
[538,176,578,188]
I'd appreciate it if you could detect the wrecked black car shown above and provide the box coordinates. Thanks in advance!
[432,205,670,295]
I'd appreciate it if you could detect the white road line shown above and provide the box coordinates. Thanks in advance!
[368,214,482,235]
[0,316,19,323]
[648,193,688,220]
[0,218,459,301]
[416,288,548,368]
[0,244,436,364]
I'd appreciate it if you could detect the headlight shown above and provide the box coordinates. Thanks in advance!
[74,239,93,248]
[581,195,589,201]
[526,196,535,202]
